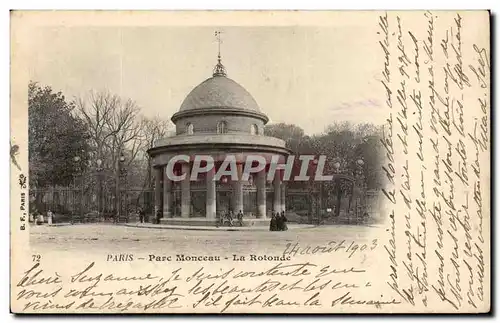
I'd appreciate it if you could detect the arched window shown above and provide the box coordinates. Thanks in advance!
[186,123,194,135]
[250,124,258,135]
[217,121,228,134]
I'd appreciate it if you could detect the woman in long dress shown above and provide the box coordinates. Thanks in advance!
[37,213,44,225]
[47,210,53,225]
[275,212,283,231]
[280,211,288,231]
[269,213,277,231]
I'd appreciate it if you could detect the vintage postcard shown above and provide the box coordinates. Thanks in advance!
[10,10,490,313]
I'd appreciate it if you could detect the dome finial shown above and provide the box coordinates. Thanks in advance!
[213,31,227,77]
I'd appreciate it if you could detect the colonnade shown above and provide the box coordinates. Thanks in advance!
[153,163,285,219]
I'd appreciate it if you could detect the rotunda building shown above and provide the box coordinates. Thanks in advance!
[148,57,291,226]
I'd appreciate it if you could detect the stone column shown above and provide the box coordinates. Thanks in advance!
[163,167,172,218]
[280,180,286,213]
[232,163,243,213]
[206,167,216,219]
[273,171,281,213]
[256,169,266,219]
[181,163,191,218]
[154,167,162,216]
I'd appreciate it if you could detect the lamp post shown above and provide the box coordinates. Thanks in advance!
[96,158,103,219]
[116,154,126,223]
[72,156,79,224]
[330,161,342,218]
[311,158,323,225]
[354,158,365,220]
[121,156,129,222]
[72,156,84,224]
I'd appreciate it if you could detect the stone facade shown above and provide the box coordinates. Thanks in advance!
[175,114,265,136]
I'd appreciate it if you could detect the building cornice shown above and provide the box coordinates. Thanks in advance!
[147,141,292,160]
[171,107,269,124]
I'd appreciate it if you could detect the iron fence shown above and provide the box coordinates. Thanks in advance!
[29,188,154,223]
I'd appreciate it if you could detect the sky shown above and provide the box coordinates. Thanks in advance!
[28,23,386,135]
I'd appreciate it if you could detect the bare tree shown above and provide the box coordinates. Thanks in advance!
[75,91,146,214]
[123,115,171,210]
[75,91,144,168]
[104,98,143,168]
[75,91,117,163]
[140,116,173,185]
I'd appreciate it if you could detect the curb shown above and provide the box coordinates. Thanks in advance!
[120,223,315,232]
[47,223,73,227]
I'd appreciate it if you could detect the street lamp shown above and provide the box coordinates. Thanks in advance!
[117,154,126,223]
[310,158,323,225]
[72,156,82,224]
[330,159,344,218]
[354,158,366,221]
[96,159,103,219]
[355,158,365,179]
[96,158,103,170]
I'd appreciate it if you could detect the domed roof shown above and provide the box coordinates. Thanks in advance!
[179,76,261,112]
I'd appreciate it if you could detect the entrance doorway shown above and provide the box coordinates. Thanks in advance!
[216,190,232,214]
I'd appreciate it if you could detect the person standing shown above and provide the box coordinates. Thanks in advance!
[237,210,244,227]
[156,209,162,224]
[274,211,281,231]
[269,212,277,231]
[281,211,288,231]
[37,212,44,225]
[216,211,222,228]
[29,208,36,223]
[139,207,145,223]
[47,209,53,225]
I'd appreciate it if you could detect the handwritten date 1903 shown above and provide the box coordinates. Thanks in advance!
[283,240,378,259]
